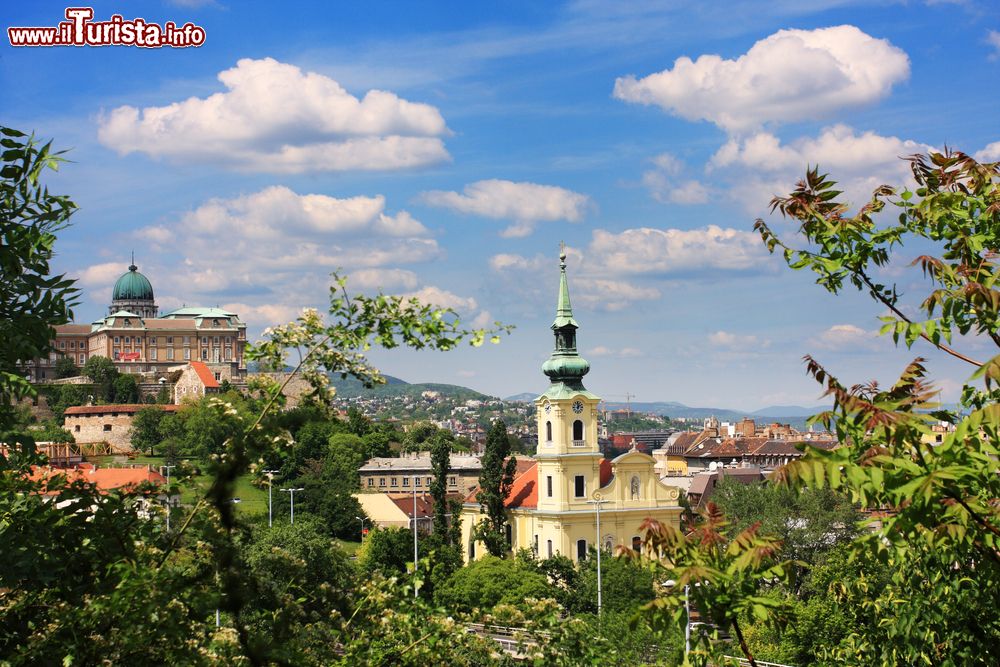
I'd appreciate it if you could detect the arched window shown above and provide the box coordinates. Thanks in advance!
[577,539,588,561]
[573,419,584,441]
[632,536,642,552]
[545,421,552,442]
[469,539,476,560]
[505,523,513,548]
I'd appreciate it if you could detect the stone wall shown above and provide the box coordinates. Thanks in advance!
[65,411,136,452]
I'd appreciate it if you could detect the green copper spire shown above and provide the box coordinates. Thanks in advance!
[541,246,590,389]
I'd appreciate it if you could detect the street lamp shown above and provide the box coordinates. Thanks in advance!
[356,515,368,540]
[664,579,692,657]
[586,493,609,616]
[411,476,419,599]
[161,464,176,532]
[263,469,279,527]
[281,487,304,524]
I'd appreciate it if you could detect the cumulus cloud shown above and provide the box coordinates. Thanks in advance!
[975,140,1000,162]
[589,226,773,276]
[989,30,1000,61]
[642,153,710,204]
[348,268,419,291]
[119,187,442,330]
[613,25,909,133]
[710,124,933,211]
[812,324,880,351]
[708,331,770,351]
[402,286,478,313]
[574,278,660,311]
[588,345,642,358]
[78,262,128,288]
[221,302,304,327]
[419,179,591,237]
[98,57,450,173]
[489,253,549,272]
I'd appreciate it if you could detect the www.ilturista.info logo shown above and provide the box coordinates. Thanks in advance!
[8,7,206,48]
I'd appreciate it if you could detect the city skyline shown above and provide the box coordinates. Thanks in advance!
[4,1,999,409]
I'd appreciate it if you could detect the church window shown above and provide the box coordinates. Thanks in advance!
[533,534,539,554]
[630,475,641,500]
[576,539,587,561]
[547,540,553,558]
[632,536,642,552]
[546,475,553,497]
[572,420,584,443]
[545,421,552,442]
[574,475,585,498]
[506,524,513,548]
[469,541,476,560]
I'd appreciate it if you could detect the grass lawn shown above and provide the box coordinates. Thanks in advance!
[89,454,269,515]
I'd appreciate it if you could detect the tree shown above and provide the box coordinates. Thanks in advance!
[429,432,461,545]
[82,356,118,402]
[751,151,1000,664]
[130,406,165,456]
[474,419,517,557]
[0,127,77,432]
[567,548,656,614]
[52,356,78,379]
[357,526,416,576]
[434,555,553,613]
[112,373,139,403]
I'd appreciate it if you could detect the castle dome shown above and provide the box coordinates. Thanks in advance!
[112,263,155,301]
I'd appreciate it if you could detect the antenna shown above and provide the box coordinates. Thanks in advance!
[624,392,635,416]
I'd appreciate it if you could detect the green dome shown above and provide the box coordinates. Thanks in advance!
[112,263,155,301]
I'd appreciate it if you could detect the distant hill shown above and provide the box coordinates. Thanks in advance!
[504,392,539,402]
[751,405,828,418]
[330,373,492,401]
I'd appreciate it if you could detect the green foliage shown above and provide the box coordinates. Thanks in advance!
[112,373,139,403]
[82,355,120,402]
[27,419,74,443]
[434,555,553,613]
[712,478,859,573]
[52,355,78,379]
[569,548,655,614]
[633,503,797,666]
[289,433,367,539]
[430,432,462,546]
[474,418,517,557]
[0,127,78,432]
[358,526,415,576]
[38,383,91,421]
[130,406,165,456]
[753,151,1000,665]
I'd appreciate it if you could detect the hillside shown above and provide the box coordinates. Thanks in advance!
[330,373,493,402]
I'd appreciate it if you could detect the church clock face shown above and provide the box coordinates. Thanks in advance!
[544,403,551,414]
[572,400,584,414]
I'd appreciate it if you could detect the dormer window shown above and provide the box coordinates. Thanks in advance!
[124,319,131,327]
[213,319,220,327]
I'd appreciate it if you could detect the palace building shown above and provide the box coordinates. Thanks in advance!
[26,259,248,383]
[461,251,683,563]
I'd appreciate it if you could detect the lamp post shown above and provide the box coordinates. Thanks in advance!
[586,494,609,616]
[664,579,692,658]
[263,469,279,527]
[281,487,303,524]
[411,476,419,599]
[356,515,368,540]
[161,464,175,532]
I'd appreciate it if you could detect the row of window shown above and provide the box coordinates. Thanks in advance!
[57,340,84,350]
[114,335,235,346]
[121,317,230,328]
[366,475,458,488]
[39,353,87,365]
[112,347,237,363]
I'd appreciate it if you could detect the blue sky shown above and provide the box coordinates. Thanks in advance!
[4,1,999,410]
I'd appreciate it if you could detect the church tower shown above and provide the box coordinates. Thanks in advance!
[534,248,603,513]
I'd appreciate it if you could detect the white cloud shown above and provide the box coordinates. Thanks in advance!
[642,152,710,204]
[348,268,419,291]
[574,278,660,311]
[419,179,591,237]
[988,30,1000,61]
[98,57,450,173]
[77,262,127,288]
[975,140,1000,162]
[710,124,933,211]
[588,345,642,358]
[221,302,304,327]
[613,25,909,133]
[403,286,478,313]
[489,253,548,272]
[708,331,770,351]
[812,324,879,351]
[589,226,773,275]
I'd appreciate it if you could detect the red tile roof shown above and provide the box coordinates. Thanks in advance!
[64,404,180,416]
[29,463,166,494]
[54,324,92,334]
[189,361,219,388]
[386,492,464,517]
[466,458,613,510]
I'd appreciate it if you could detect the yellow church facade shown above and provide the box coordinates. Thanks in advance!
[461,251,683,562]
